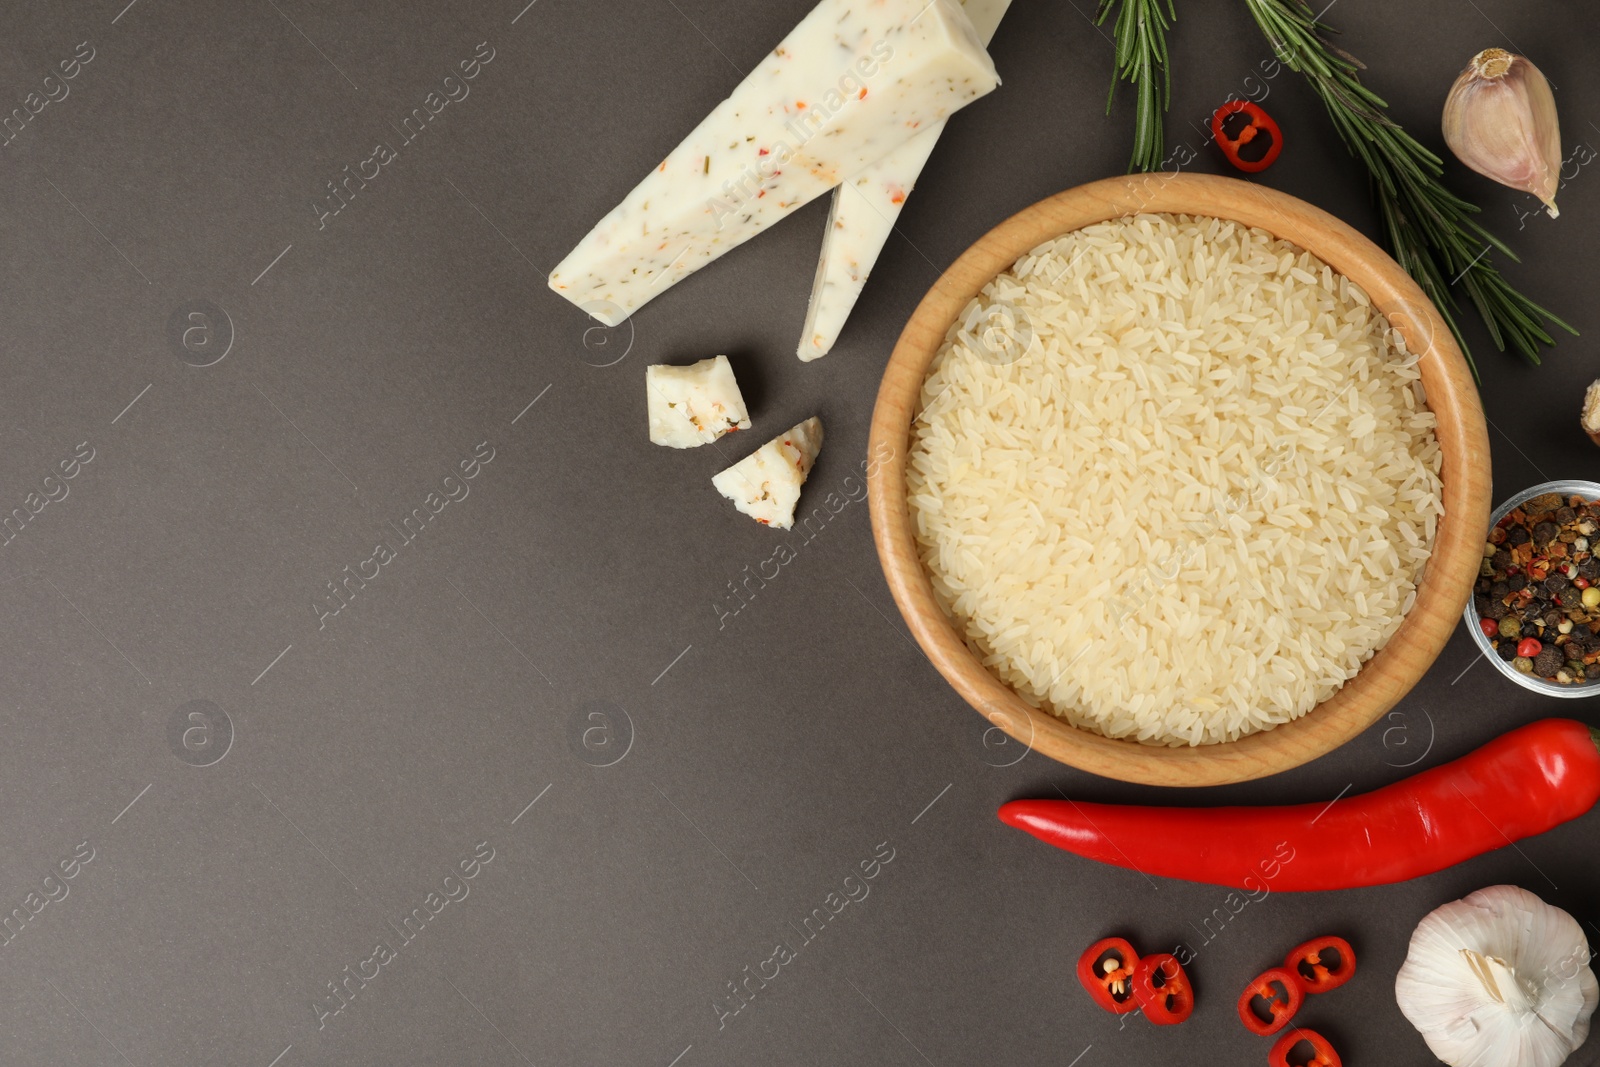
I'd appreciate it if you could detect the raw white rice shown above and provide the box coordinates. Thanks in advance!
[907,214,1443,746]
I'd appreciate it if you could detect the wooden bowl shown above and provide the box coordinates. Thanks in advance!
[867,173,1491,787]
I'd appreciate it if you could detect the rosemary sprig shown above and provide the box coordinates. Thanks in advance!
[1241,0,1574,375]
[1096,0,1176,173]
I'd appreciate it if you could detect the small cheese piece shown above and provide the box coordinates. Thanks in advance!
[647,355,751,448]
[712,418,823,529]
[549,0,1000,326]
[799,0,1015,361]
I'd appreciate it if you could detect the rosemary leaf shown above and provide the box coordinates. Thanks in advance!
[1097,0,1176,173]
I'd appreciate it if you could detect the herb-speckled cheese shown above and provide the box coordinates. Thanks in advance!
[646,355,751,448]
[798,0,1014,361]
[712,418,823,529]
[549,0,1000,326]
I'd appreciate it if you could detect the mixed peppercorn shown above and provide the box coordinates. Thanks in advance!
[1475,492,1600,684]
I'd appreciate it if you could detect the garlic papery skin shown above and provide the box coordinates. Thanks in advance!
[1397,885,1598,1067]
[1442,49,1563,217]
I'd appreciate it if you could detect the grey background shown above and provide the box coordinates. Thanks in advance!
[0,0,1596,1064]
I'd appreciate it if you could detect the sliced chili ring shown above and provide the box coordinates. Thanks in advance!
[1076,937,1140,1014]
[1269,1027,1342,1067]
[1236,966,1303,1036]
[1210,99,1284,173]
[1131,952,1194,1024]
[1285,936,1356,994]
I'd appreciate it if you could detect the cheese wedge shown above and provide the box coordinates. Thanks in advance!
[549,0,1000,326]
[798,0,1015,361]
[647,355,751,448]
[712,418,823,529]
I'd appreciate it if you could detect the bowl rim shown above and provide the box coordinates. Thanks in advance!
[866,173,1492,787]
[1462,479,1600,696]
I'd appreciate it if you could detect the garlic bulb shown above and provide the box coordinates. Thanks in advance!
[1442,49,1562,217]
[1396,885,1598,1067]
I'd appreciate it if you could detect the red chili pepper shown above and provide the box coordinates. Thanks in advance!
[1285,936,1355,994]
[1479,617,1498,637]
[1577,577,1591,589]
[1518,637,1543,658]
[1211,100,1283,173]
[1237,967,1303,1035]
[1269,1028,1341,1067]
[997,720,1600,890]
[1131,953,1194,1024]
[1076,937,1141,1014]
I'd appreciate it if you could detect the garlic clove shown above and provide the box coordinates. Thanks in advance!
[1442,49,1563,217]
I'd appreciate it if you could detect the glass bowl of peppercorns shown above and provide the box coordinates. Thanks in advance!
[1464,480,1600,695]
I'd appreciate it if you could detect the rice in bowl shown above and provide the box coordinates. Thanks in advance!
[906,213,1444,746]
